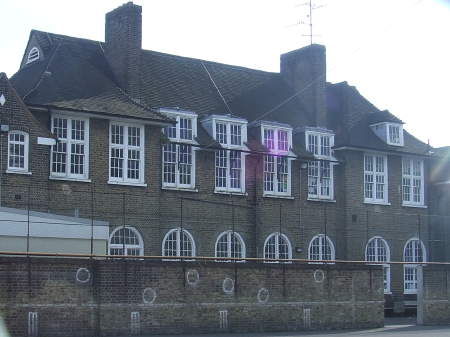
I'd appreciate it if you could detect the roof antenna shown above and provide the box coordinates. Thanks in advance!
[289,0,325,45]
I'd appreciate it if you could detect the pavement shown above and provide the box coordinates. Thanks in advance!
[144,318,450,337]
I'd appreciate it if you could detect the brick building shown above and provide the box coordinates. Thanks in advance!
[0,2,447,314]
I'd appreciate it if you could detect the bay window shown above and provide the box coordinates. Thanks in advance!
[109,122,144,185]
[402,158,424,206]
[51,115,89,180]
[162,113,196,189]
[364,154,388,204]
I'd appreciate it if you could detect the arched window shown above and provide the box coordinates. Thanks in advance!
[308,234,335,263]
[8,131,29,173]
[403,238,426,293]
[215,231,246,260]
[26,47,40,64]
[366,237,391,293]
[263,232,292,261]
[162,228,195,257]
[109,226,144,256]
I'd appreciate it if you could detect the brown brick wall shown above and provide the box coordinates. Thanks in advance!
[0,256,384,336]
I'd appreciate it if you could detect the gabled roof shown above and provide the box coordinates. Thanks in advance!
[11,31,171,124]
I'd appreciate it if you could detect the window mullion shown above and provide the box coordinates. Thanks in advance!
[227,232,232,258]
[66,119,72,177]
[123,126,129,181]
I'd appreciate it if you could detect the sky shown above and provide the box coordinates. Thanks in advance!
[1,0,449,148]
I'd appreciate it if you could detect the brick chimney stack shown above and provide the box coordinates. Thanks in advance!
[105,2,142,100]
[280,44,327,128]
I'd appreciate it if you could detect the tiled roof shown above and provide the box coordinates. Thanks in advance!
[9,30,432,156]
[11,31,171,124]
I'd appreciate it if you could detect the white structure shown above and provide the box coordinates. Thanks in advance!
[0,207,109,255]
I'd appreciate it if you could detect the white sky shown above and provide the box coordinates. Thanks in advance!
[1,0,449,147]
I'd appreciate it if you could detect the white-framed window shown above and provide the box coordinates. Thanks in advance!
[263,232,292,261]
[215,231,246,260]
[371,122,404,146]
[109,122,144,185]
[262,126,292,196]
[364,154,388,204]
[402,158,425,206]
[308,234,335,263]
[51,115,89,180]
[403,238,426,294]
[365,236,391,293]
[109,226,144,256]
[162,113,197,189]
[26,47,40,64]
[7,131,29,173]
[213,119,247,193]
[305,131,334,200]
[162,228,195,257]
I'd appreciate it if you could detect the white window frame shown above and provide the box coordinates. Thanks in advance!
[364,153,388,204]
[162,112,197,190]
[7,131,30,173]
[387,123,404,146]
[402,158,425,207]
[308,234,335,264]
[263,232,292,262]
[305,131,335,200]
[108,226,144,256]
[212,118,247,193]
[403,238,426,294]
[215,230,246,261]
[261,125,293,197]
[26,47,40,64]
[108,121,145,186]
[365,236,391,293]
[50,114,90,181]
[162,228,196,258]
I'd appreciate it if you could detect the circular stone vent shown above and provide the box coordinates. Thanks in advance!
[222,277,235,294]
[142,288,157,304]
[75,268,91,283]
[257,288,270,303]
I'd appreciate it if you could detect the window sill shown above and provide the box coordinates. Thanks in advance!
[263,194,294,200]
[49,176,91,183]
[363,201,391,206]
[108,180,147,187]
[403,291,417,295]
[6,170,32,175]
[307,198,336,203]
[402,203,427,209]
[162,186,198,193]
[384,292,392,295]
[214,190,247,196]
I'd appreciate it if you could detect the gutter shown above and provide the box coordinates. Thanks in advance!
[334,145,432,158]
[28,104,174,127]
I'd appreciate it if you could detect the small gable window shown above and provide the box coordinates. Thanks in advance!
[26,47,40,64]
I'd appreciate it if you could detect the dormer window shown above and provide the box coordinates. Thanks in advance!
[201,115,248,194]
[388,124,401,145]
[305,129,335,200]
[160,109,198,190]
[261,123,293,197]
[371,122,404,147]
[26,47,40,64]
